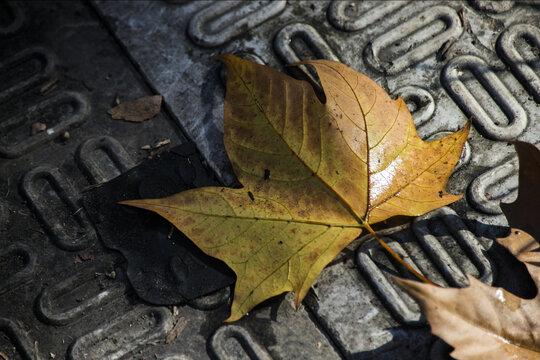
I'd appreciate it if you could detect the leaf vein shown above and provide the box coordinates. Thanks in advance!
[236,226,336,311]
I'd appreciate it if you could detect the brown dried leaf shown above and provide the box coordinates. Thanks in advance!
[396,141,540,360]
[501,141,540,240]
[107,95,162,122]
[166,317,189,344]
[395,266,540,360]
[498,228,540,266]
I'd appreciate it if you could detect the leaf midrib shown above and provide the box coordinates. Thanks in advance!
[139,202,363,229]
[233,64,369,227]
[317,62,371,218]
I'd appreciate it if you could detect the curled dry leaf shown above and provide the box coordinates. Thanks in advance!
[396,141,540,360]
[395,229,540,360]
[497,229,540,271]
[121,54,470,321]
[107,95,162,122]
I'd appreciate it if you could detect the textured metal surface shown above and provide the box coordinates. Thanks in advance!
[82,144,237,305]
[0,1,187,358]
[0,2,339,359]
[2,0,540,359]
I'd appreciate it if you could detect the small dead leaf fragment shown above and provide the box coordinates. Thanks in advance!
[166,317,189,344]
[458,8,467,28]
[107,95,162,122]
[436,40,454,62]
[153,138,171,148]
[40,77,58,95]
[74,251,94,264]
[395,267,540,360]
[31,122,47,135]
[122,54,470,321]
[148,139,171,158]
[497,228,540,268]
[397,227,540,359]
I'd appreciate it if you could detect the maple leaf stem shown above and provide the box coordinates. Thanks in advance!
[361,221,439,287]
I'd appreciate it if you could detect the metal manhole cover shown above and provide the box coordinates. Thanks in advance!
[1,1,540,359]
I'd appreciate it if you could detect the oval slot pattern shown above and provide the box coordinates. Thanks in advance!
[498,23,540,103]
[365,5,462,74]
[413,207,493,286]
[0,243,37,295]
[357,240,425,324]
[21,166,97,251]
[442,55,528,140]
[0,91,90,158]
[469,0,515,13]
[210,325,273,360]
[187,286,230,311]
[328,0,411,32]
[274,23,339,86]
[76,136,134,184]
[0,1,24,37]
[0,47,55,103]
[468,159,518,215]
[68,307,173,360]
[357,207,493,324]
[188,0,286,47]
[37,263,127,326]
[0,318,35,360]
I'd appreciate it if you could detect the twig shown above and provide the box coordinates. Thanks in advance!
[80,183,104,193]
[166,317,190,344]
[34,340,40,360]
[362,221,438,286]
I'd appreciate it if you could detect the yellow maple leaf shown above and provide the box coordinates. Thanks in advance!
[121,54,470,321]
